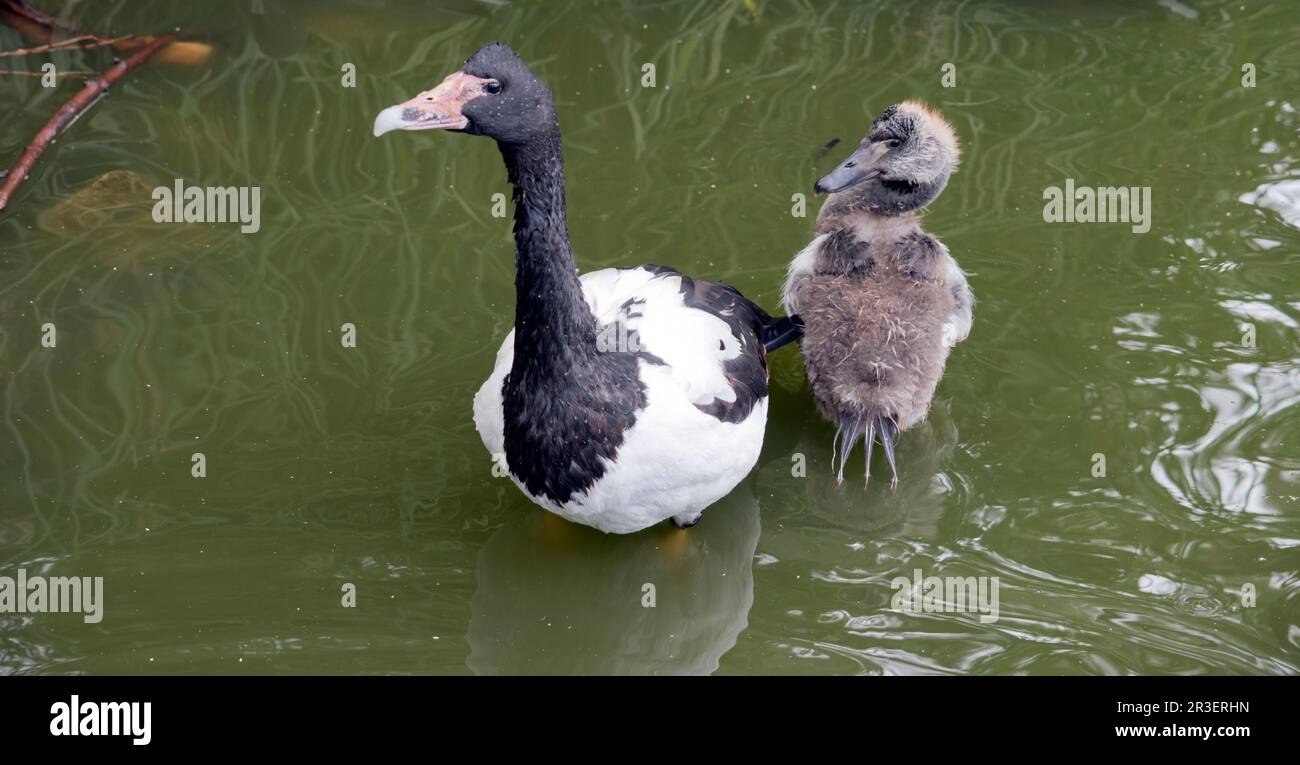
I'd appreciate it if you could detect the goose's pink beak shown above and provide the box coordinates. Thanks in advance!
[373,71,491,136]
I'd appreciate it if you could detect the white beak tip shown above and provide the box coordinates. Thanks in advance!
[372,105,404,138]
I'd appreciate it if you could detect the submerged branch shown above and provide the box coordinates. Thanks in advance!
[0,34,135,58]
[0,1,210,65]
[0,0,78,51]
[0,30,181,212]
[0,67,93,77]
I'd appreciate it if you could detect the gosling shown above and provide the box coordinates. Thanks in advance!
[783,101,973,486]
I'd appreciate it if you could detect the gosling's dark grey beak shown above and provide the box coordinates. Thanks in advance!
[814,145,884,195]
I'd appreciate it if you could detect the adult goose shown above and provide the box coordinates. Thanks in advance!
[374,43,799,534]
[783,101,973,486]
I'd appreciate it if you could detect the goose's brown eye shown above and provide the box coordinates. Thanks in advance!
[484,79,502,95]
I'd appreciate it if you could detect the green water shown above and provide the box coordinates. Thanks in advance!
[1,0,1297,675]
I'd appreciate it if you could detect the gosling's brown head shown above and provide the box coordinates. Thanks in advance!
[814,101,960,215]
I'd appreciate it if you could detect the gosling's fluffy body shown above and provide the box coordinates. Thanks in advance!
[800,225,956,429]
[785,101,972,483]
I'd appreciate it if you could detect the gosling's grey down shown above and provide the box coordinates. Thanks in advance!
[783,101,973,485]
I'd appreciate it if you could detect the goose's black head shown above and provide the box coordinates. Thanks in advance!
[814,101,960,214]
[373,43,556,145]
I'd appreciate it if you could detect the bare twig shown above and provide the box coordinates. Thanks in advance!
[0,67,93,77]
[0,0,77,43]
[0,34,136,58]
[0,0,71,27]
[0,30,180,211]
[0,2,187,58]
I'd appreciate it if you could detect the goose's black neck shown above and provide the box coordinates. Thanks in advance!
[495,127,649,506]
[499,131,597,373]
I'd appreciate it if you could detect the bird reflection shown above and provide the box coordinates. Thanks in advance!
[791,399,961,538]
[467,489,761,675]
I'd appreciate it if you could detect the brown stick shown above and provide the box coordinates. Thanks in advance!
[0,34,136,58]
[0,0,77,44]
[0,0,71,28]
[0,2,165,57]
[0,68,93,77]
[0,30,180,212]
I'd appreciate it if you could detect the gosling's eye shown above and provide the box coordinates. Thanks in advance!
[886,138,902,149]
[484,79,502,95]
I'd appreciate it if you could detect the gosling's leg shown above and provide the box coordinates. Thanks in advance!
[878,416,900,489]
[835,414,865,486]
[862,417,876,487]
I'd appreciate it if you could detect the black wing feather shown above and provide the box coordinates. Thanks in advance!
[639,264,793,423]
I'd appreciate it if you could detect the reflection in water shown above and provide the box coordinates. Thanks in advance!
[786,400,961,540]
[468,491,760,675]
[1149,361,1300,519]
[1240,179,1300,229]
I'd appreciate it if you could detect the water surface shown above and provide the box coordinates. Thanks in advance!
[1,0,1298,674]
